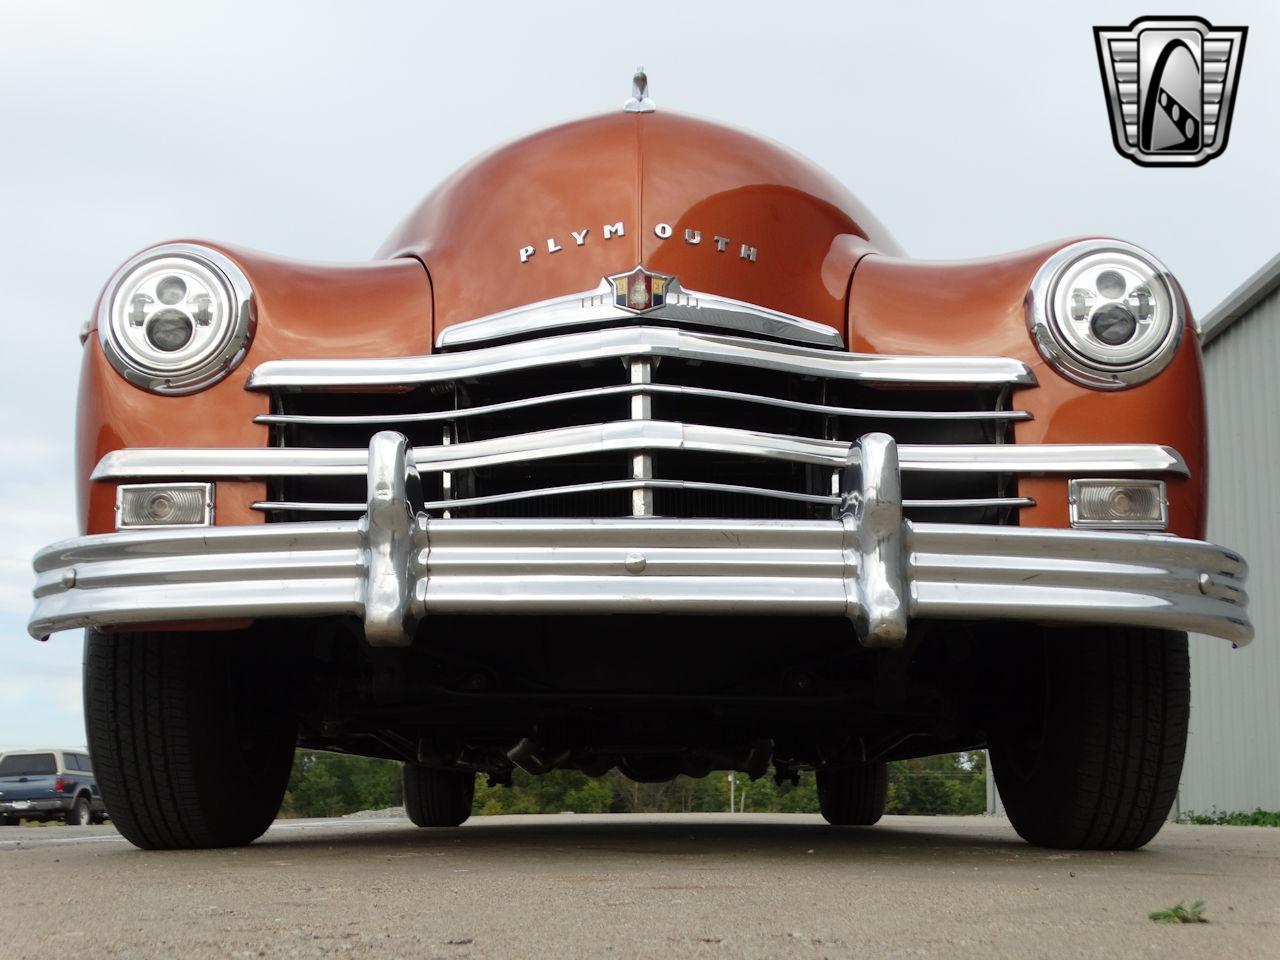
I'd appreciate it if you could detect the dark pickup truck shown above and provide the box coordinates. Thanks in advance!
[0,749,107,825]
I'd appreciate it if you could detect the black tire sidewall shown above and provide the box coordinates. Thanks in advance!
[989,627,1189,850]
[67,797,90,826]
[816,763,888,826]
[84,629,298,849]
[403,764,475,828]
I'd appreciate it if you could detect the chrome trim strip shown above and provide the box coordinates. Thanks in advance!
[95,446,370,480]
[880,442,1188,476]
[906,497,1036,509]
[250,490,1037,514]
[254,382,1031,427]
[247,327,1036,391]
[250,504,368,512]
[253,501,368,513]
[28,518,1251,645]
[91,426,1190,481]
[258,480,842,514]
[433,277,846,349]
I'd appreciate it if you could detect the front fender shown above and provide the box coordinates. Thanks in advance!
[847,241,1206,539]
[77,243,433,534]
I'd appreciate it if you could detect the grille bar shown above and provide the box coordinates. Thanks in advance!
[433,275,849,349]
[630,358,655,516]
[95,430,1188,480]
[246,326,1036,391]
[254,381,1031,427]
[251,487,1037,515]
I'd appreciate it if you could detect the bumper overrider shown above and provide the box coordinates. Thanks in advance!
[29,431,1252,648]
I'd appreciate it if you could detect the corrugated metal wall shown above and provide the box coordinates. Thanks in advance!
[1180,288,1280,814]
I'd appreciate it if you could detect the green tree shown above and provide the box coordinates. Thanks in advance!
[885,752,987,815]
[280,749,989,818]
[281,750,402,818]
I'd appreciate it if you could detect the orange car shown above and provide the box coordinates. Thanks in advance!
[30,73,1250,851]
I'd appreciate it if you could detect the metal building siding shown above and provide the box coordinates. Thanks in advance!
[1180,287,1280,813]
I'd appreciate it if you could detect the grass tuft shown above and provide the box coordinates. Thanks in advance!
[1149,900,1209,924]
[1176,808,1280,827]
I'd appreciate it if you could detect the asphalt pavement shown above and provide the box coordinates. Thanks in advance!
[1,814,1277,959]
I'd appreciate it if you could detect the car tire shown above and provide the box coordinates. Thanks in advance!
[987,626,1189,851]
[84,628,298,850]
[816,762,888,826]
[65,796,91,827]
[0,814,18,827]
[402,764,475,827]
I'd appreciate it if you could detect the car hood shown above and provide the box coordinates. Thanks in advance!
[378,111,901,346]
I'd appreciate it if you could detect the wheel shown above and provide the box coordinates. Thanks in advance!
[0,814,18,826]
[402,764,475,827]
[987,627,1189,850]
[84,628,298,850]
[65,795,91,826]
[816,762,888,826]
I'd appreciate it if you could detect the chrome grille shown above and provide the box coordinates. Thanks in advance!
[249,326,1035,524]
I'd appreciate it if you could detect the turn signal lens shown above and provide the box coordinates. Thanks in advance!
[117,483,214,529]
[1068,479,1167,529]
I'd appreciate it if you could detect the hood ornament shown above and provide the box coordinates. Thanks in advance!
[623,66,655,113]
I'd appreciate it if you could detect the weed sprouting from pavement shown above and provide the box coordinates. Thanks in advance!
[1149,901,1209,924]
[1177,808,1280,827]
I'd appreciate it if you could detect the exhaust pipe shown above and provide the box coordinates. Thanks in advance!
[743,739,773,780]
[506,737,568,775]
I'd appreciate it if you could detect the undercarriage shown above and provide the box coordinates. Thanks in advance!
[290,614,999,784]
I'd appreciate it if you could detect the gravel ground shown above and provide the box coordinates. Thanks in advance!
[1,814,1277,959]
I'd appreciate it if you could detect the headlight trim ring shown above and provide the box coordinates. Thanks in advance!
[1026,239,1184,390]
[98,243,254,395]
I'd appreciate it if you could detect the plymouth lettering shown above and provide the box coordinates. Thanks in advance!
[519,221,758,263]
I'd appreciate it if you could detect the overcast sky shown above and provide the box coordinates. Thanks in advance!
[1,1,1275,749]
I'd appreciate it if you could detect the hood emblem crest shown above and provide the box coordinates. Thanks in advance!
[610,267,671,314]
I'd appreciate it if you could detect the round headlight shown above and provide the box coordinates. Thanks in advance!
[1026,240,1183,389]
[98,243,253,394]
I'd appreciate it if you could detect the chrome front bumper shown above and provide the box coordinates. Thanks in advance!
[29,432,1252,647]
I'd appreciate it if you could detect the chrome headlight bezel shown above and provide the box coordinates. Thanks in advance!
[1026,239,1184,390]
[98,243,254,394]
